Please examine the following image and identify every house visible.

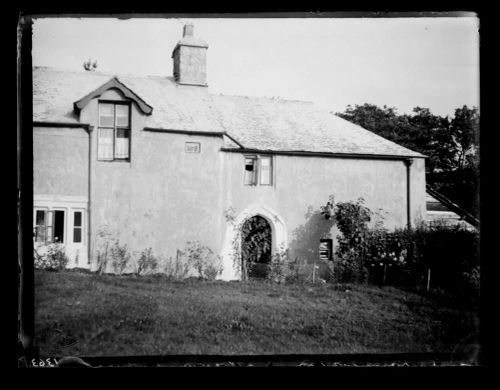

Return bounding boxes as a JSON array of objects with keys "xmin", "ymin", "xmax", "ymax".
[
  {"xmin": 426, "ymin": 186, "xmax": 478, "ymax": 231},
  {"xmin": 32, "ymin": 24, "xmax": 426, "ymax": 280}
]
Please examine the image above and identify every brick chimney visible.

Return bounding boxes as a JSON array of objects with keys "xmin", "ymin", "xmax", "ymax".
[{"xmin": 172, "ymin": 23, "xmax": 208, "ymax": 87}]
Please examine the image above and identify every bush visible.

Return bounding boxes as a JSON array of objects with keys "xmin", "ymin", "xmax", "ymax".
[
  {"xmin": 286, "ymin": 257, "xmax": 309, "ymax": 284},
  {"xmin": 137, "ymin": 248, "xmax": 159, "ymax": 275},
  {"xmin": 94, "ymin": 226, "xmax": 133, "ymax": 274},
  {"xmin": 109, "ymin": 240, "xmax": 131, "ymax": 274},
  {"xmin": 332, "ymin": 198, "xmax": 372, "ymax": 284},
  {"xmin": 162, "ymin": 251, "xmax": 191, "ymax": 279},
  {"xmin": 323, "ymin": 196, "xmax": 479, "ymax": 302},
  {"xmin": 267, "ymin": 248, "xmax": 288, "ymax": 284},
  {"xmin": 34, "ymin": 244, "xmax": 68, "ymax": 271},
  {"xmin": 184, "ymin": 241, "xmax": 223, "ymax": 281}
]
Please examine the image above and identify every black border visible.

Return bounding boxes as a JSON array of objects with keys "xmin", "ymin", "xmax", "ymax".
[{"xmin": 16, "ymin": 8, "xmax": 491, "ymax": 369}]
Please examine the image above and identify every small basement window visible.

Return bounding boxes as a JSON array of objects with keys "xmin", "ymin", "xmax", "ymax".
[{"xmin": 319, "ymin": 239, "xmax": 333, "ymax": 261}]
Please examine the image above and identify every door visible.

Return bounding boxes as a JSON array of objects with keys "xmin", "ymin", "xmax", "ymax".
[
  {"xmin": 33, "ymin": 208, "xmax": 66, "ymax": 259},
  {"xmin": 33, "ymin": 206, "xmax": 88, "ymax": 268},
  {"xmin": 67, "ymin": 209, "xmax": 88, "ymax": 267}
]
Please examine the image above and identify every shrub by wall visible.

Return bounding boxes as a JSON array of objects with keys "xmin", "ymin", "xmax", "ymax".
[
  {"xmin": 34, "ymin": 244, "xmax": 68, "ymax": 271},
  {"xmin": 328, "ymin": 198, "xmax": 479, "ymax": 303}
]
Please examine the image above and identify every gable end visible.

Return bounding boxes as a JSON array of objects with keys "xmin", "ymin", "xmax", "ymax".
[{"xmin": 73, "ymin": 77, "xmax": 153, "ymax": 115}]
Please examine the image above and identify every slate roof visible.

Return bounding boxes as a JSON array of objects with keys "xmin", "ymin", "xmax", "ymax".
[{"xmin": 33, "ymin": 66, "xmax": 424, "ymax": 158}]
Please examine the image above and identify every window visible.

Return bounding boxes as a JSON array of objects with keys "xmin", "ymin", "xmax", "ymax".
[
  {"xmin": 34, "ymin": 210, "xmax": 65, "ymax": 244},
  {"xmin": 244, "ymin": 156, "xmax": 258, "ymax": 185},
  {"xmin": 73, "ymin": 211, "xmax": 83, "ymax": 243},
  {"xmin": 53, "ymin": 210, "xmax": 65, "ymax": 243},
  {"xmin": 98, "ymin": 102, "xmax": 130, "ymax": 161},
  {"xmin": 34, "ymin": 210, "xmax": 47, "ymax": 242},
  {"xmin": 259, "ymin": 156, "xmax": 272, "ymax": 185},
  {"xmin": 319, "ymin": 239, "xmax": 333, "ymax": 261},
  {"xmin": 244, "ymin": 155, "xmax": 273, "ymax": 186}
]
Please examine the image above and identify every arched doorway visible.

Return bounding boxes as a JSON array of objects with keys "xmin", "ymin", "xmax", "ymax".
[
  {"xmin": 220, "ymin": 203, "xmax": 287, "ymax": 281},
  {"xmin": 241, "ymin": 215, "xmax": 272, "ymax": 279}
]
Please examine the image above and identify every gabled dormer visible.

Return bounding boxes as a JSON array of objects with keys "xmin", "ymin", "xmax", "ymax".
[
  {"xmin": 73, "ymin": 77, "xmax": 153, "ymax": 116},
  {"xmin": 74, "ymin": 77, "xmax": 153, "ymax": 162}
]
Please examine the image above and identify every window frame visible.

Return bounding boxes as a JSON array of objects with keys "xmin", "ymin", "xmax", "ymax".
[
  {"xmin": 244, "ymin": 155, "xmax": 258, "ymax": 186},
  {"xmin": 259, "ymin": 155, "xmax": 273, "ymax": 186},
  {"xmin": 98, "ymin": 100, "xmax": 131, "ymax": 162},
  {"xmin": 34, "ymin": 208, "xmax": 49, "ymax": 243},
  {"xmin": 51, "ymin": 209, "xmax": 66, "ymax": 244},
  {"xmin": 243, "ymin": 154, "xmax": 273, "ymax": 186},
  {"xmin": 72, "ymin": 210, "xmax": 84, "ymax": 244},
  {"xmin": 319, "ymin": 239, "xmax": 333, "ymax": 261}
]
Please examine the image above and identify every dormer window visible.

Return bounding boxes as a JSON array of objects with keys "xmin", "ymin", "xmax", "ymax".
[{"xmin": 98, "ymin": 102, "xmax": 131, "ymax": 161}]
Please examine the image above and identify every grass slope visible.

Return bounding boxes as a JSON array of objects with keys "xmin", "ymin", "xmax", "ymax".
[{"xmin": 34, "ymin": 270, "xmax": 480, "ymax": 358}]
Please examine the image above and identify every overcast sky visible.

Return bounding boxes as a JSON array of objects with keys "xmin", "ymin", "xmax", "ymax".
[{"xmin": 32, "ymin": 16, "xmax": 479, "ymax": 117}]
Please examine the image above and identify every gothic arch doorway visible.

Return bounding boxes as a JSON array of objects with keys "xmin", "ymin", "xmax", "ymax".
[
  {"xmin": 241, "ymin": 215, "xmax": 272, "ymax": 280},
  {"xmin": 220, "ymin": 204, "xmax": 288, "ymax": 281}
]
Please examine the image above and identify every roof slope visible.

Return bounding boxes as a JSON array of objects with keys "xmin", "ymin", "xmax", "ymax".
[{"xmin": 33, "ymin": 66, "xmax": 424, "ymax": 158}]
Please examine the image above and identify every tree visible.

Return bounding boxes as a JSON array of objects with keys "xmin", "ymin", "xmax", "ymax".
[
  {"xmin": 335, "ymin": 104, "xmax": 479, "ymax": 216},
  {"xmin": 449, "ymin": 106, "xmax": 479, "ymax": 171}
]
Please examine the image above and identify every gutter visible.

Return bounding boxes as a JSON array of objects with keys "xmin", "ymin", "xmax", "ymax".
[
  {"xmin": 84, "ymin": 126, "xmax": 94, "ymax": 267},
  {"xmin": 33, "ymin": 121, "xmax": 92, "ymax": 128},
  {"xmin": 143, "ymin": 127, "xmax": 224, "ymax": 137},
  {"xmin": 404, "ymin": 159, "xmax": 413, "ymax": 228},
  {"xmin": 220, "ymin": 147, "xmax": 425, "ymax": 161}
]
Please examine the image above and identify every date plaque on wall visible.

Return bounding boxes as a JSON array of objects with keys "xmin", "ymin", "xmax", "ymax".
[{"xmin": 185, "ymin": 142, "xmax": 201, "ymax": 153}]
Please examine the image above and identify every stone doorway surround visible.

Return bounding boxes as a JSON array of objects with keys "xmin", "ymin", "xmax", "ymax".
[{"xmin": 220, "ymin": 203, "xmax": 287, "ymax": 281}]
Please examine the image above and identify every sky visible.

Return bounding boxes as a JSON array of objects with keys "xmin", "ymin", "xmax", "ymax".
[{"xmin": 32, "ymin": 16, "xmax": 480, "ymax": 118}]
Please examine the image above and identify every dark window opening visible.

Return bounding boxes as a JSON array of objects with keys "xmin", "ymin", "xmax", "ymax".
[
  {"xmin": 53, "ymin": 210, "xmax": 65, "ymax": 243},
  {"xmin": 244, "ymin": 155, "xmax": 273, "ymax": 186},
  {"xmin": 244, "ymin": 157, "xmax": 257, "ymax": 185},
  {"xmin": 319, "ymin": 239, "xmax": 333, "ymax": 261}
]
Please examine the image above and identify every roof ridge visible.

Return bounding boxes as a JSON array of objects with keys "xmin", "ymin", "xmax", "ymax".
[
  {"xmin": 33, "ymin": 66, "xmax": 425, "ymax": 158},
  {"xmin": 213, "ymin": 92, "xmax": 314, "ymax": 105},
  {"xmin": 32, "ymin": 65, "xmax": 171, "ymax": 80}
]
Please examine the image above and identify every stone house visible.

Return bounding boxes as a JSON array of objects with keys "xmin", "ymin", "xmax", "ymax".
[{"xmin": 32, "ymin": 24, "xmax": 426, "ymax": 280}]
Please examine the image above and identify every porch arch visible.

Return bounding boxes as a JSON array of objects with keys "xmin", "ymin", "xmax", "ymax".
[{"xmin": 219, "ymin": 204, "xmax": 287, "ymax": 281}]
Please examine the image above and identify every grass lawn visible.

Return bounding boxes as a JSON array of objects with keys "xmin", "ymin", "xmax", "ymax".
[{"xmin": 34, "ymin": 269, "xmax": 480, "ymax": 359}]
